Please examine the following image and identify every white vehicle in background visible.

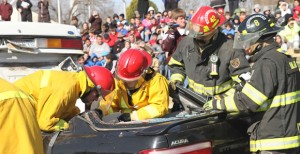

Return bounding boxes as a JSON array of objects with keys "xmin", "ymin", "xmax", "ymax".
[{"xmin": 0, "ymin": 22, "xmax": 83, "ymax": 82}]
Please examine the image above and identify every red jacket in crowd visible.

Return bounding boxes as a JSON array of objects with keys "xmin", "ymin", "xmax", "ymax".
[{"xmin": 0, "ymin": 2, "xmax": 13, "ymax": 21}]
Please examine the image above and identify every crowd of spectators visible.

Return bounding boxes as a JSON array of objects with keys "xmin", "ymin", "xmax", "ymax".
[{"xmin": 76, "ymin": 0, "xmax": 300, "ymax": 79}]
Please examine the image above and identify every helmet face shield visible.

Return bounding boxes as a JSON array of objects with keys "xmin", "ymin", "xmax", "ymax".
[{"xmin": 233, "ymin": 32, "xmax": 261, "ymax": 49}]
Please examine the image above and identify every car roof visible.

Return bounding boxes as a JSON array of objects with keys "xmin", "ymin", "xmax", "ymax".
[{"xmin": 0, "ymin": 22, "xmax": 80, "ymax": 37}]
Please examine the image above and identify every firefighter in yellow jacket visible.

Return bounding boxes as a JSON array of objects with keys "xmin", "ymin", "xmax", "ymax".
[
  {"xmin": 14, "ymin": 66, "xmax": 115, "ymax": 132},
  {"xmin": 0, "ymin": 77, "xmax": 44, "ymax": 154},
  {"xmin": 100, "ymin": 49, "xmax": 169, "ymax": 121}
]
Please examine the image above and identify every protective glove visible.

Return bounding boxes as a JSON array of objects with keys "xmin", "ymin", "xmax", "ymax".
[
  {"xmin": 203, "ymin": 100, "xmax": 214, "ymax": 111},
  {"xmin": 54, "ymin": 119, "xmax": 69, "ymax": 131},
  {"xmin": 118, "ymin": 113, "xmax": 131, "ymax": 122},
  {"xmin": 203, "ymin": 99, "xmax": 224, "ymax": 111},
  {"xmin": 168, "ymin": 80, "xmax": 183, "ymax": 96},
  {"xmin": 102, "ymin": 112, "xmax": 121, "ymax": 123}
]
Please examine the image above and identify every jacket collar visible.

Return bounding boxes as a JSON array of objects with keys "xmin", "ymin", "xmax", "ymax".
[{"xmin": 249, "ymin": 42, "xmax": 279, "ymax": 63}]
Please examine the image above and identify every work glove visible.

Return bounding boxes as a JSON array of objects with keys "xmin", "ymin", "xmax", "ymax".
[
  {"xmin": 203, "ymin": 100, "xmax": 214, "ymax": 111},
  {"xmin": 203, "ymin": 100, "xmax": 223, "ymax": 111},
  {"xmin": 168, "ymin": 80, "xmax": 183, "ymax": 96},
  {"xmin": 102, "ymin": 112, "xmax": 121, "ymax": 123},
  {"xmin": 118, "ymin": 113, "xmax": 131, "ymax": 122},
  {"xmin": 54, "ymin": 119, "xmax": 69, "ymax": 131}
]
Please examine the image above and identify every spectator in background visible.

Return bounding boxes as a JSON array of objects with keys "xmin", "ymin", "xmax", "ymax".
[
  {"xmin": 151, "ymin": 51, "xmax": 160, "ymax": 72},
  {"xmin": 116, "ymin": 23, "xmax": 128, "ymax": 36},
  {"xmin": 128, "ymin": 33, "xmax": 137, "ymax": 47},
  {"xmin": 274, "ymin": 9, "xmax": 284, "ymax": 26},
  {"xmin": 89, "ymin": 35, "xmax": 110, "ymax": 58},
  {"xmin": 80, "ymin": 22, "xmax": 90, "ymax": 40},
  {"xmin": 16, "ymin": 0, "xmax": 32, "ymax": 22},
  {"xmin": 275, "ymin": 34, "xmax": 288, "ymax": 53},
  {"xmin": 83, "ymin": 38, "xmax": 92, "ymax": 54},
  {"xmin": 279, "ymin": 16, "xmax": 300, "ymax": 53},
  {"xmin": 280, "ymin": 2, "xmax": 292, "ymax": 17},
  {"xmin": 89, "ymin": 11, "xmax": 102, "ymax": 35},
  {"xmin": 292, "ymin": 0, "xmax": 300, "ymax": 11},
  {"xmin": 0, "ymin": 0, "xmax": 13, "ymax": 21},
  {"xmin": 232, "ymin": 15, "xmax": 240, "ymax": 31},
  {"xmin": 293, "ymin": 6, "xmax": 300, "ymax": 24},
  {"xmin": 119, "ymin": 13, "xmax": 127, "ymax": 25},
  {"xmin": 239, "ymin": 8, "xmax": 247, "ymax": 23},
  {"xmin": 155, "ymin": 12, "xmax": 162, "ymax": 23},
  {"xmin": 85, "ymin": 53, "xmax": 103, "ymax": 67},
  {"xmin": 103, "ymin": 52, "xmax": 117, "ymax": 73},
  {"xmin": 119, "ymin": 40, "xmax": 131, "ymax": 57},
  {"xmin": 112, "ymin": 32, "xmax": 126, "ymax": 55},
  {"xmin": 253, "ymin": 4, "xmax": 262, "ymax": 14},
  {"xmin": 101, "ymin": 24, "xmax": 110, "ymax": 37},
  {"xmin": 162, "ymin": 8, "xmax": 188, "ymax": 64},
  {"xmin": 104, "ymin": 16, "xmax": 112, "ymax": 27},
  {"xmin": 111, "ymin": 13, "xmax": 119, "ymax": 28},
  {"xmin": 38, "ymin": 0, "xmax": 50, "ymax": 23},
  {"xmin": 88, "ymin": 28, "xmax": 97, "ymax": 44},
  {"xmin": 224, "ymin": 11, "xmax": 231, "ymax": 21},
  {"xmin": 148, "ymin": 6, "xmax": 155, "ymax": 18},
  {"xmin": 263, "ymin": 6, "xmax": 275, "ymax": 23},
  {"xmin": 107, "ymin": 27, "xmax": 118, "ymax": 48},
  {"xmin": 71, "ymin": 16, "xmax": 80, "ymax": 33},
  {"xmin": 142, "ymin": 13, "xmax": 152, "ymax": 29},
  {"xmin": 222, "ymin": 22, "xmax": 235, "ymax": 39}
]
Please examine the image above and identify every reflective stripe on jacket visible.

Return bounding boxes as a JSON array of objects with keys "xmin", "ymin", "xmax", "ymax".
[
  {"xmin": 168, "ymin": 31, "xmax": 250, "ymax": 96},
  {"xmin": 215, "ymin": 43, "xmax": 300, "ymax": 152},
  {"xmin": 14, "ymin": 70, "xmax": 92, "ymax": 132},
  {"xmin": 100, "ymin": 69, "xmax": 169, "ymax": 121}
]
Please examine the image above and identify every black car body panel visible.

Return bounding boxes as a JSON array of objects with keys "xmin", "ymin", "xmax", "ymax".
[{"xmin": 44, "ymin": 86, "xmax": 260, "ymax": 154}]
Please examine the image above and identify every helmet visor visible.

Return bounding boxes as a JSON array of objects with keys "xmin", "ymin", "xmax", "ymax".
[{"xmin": 233, "ymin": 32, "xmax": 261, "ymax": 49}]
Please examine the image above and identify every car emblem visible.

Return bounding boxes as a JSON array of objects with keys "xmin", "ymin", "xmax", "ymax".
[
  {"xmin": 68, "ymin": 31, "xmax": 74, "ymax": 35},
  {"xmin": 171, "ymin": 138, "xmax": 189, "ymax": 146},
  {"xmin": 18, "ymin": 29, "xmax": 21, "ymax": 33}
]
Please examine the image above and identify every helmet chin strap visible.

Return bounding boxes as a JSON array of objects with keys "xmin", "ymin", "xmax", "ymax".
[{"xmin": 195, "ymin": 29, "xmax": 218, "ymax": 51}]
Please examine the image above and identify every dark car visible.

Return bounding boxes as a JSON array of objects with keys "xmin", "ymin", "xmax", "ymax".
[{"xmin": 43, "ymin": 86, "xmax": 259, "ymax": 154}]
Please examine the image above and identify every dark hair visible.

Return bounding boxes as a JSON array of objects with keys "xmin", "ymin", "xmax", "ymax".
[
  {"xmin": 119, "ymin": 14, "xmax": 125, "ymax": 18},
  {"xmin": 71, "ymin": 16, "xmax": 78, "ymax": 21},
  {"xmin": 171, "ymin": 8, "xmax": 186, "ymax": 20}
]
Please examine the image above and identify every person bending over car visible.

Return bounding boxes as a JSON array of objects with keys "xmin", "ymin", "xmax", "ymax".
[
  {"xmin": 204, "ymin": 14, "xmax": 300, "ymax": 154},
  {"xmin": 100, "ymin": 49, "xmax": 169, "ymax": 122},
  {"xmin": 14, "ymin": 66, "xmax": 115, "ymax": 132}
]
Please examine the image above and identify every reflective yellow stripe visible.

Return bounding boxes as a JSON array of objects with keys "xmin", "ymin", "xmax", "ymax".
[
  {"xmin": 143, "ymin": 105, "xmax": 160, "ymax": 118},
  {"xmin": 168, "ymin": 57, "xmax": 184, "ymax": 67},
  {"xmin": 277, "ymin": 48, "xmax": 290, "ymax": 55},
  {"xmin": 0, "ymin": 91, "xmax": 30, "ymax": 101},
  {"xmin": 231, "ymin": 75, "xmax": 241, "ymax": 83},
  {"xmin": 270, "ymin": 91, "xmax": 300, "ymax": 108},
  {"xmin": 188, "ymin": 79, "xmax": 233, "ymax": 95},
  {"xmin": 224, "ymin": 94, "xmax": 239, "ymax": 112},
  {"xmin": 170, "ymin": 74, "xmax": 185, "ymax": 82},
  {"xmin": 256, "ymin": 100, "xmax": 271, "ymax": 112},
  {"xmin": 250, "ymin": 135, "xmax": 300, "ymax": 152},
  {"xmin": 242, "ymin": 83, "xmax": 267, "ymax": 106},
  {"xmin": 40, "ymin": 70, "xmax": 51, "ymax": 88},
  {"xmin": 120, "ymin": 97, "xmax": 132, "ymax": 113}
]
